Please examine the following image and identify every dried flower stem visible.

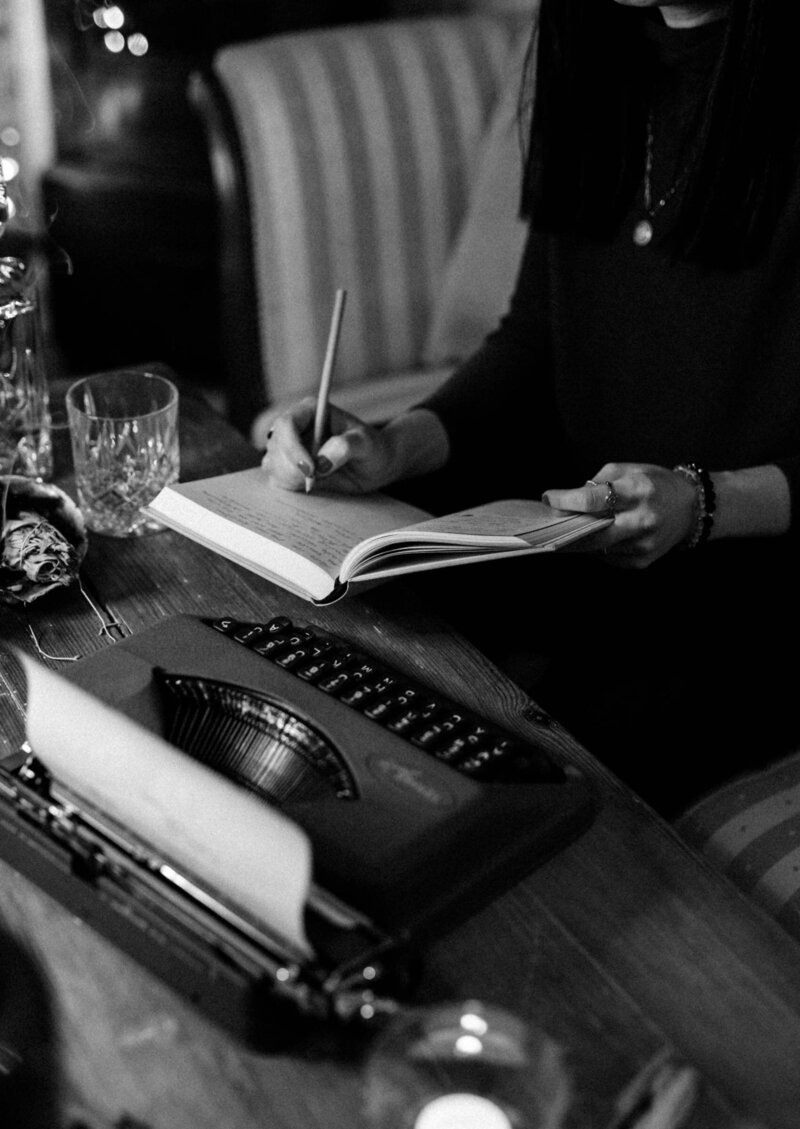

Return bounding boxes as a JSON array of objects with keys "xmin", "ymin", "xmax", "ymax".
[
  {"xmin": 26, "ymin": 619, "xmax": 79, "ymax": 663},
  {"xmin": 77, "ymin": 576, "xmax": 125, "ymax": 640},
  {"xmin": 23, "ymin": 578, "xmax": 126, "ymax": 663}
]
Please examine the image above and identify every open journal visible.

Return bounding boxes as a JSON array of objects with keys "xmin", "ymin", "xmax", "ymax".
[{"xmin": 146, "ymin": 468, "xmax": 612, "ymax": 604}]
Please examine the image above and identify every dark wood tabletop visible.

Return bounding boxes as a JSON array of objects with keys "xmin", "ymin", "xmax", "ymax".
[{"xmin": 2, "ymin": 377, "xmax": 800, "ymax": 1129}]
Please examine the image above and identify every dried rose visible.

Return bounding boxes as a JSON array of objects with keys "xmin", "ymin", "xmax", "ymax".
[
  {"xmin": 0, "ymin": 475, "xmax": 87, "ymax": 605},
  {"xmin": 2, "ymin": 512, "xmax": 77, "ymax": 586}
]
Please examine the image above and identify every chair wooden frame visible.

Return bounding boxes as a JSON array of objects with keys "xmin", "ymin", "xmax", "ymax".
[{"xmin": 189, "ymin": 69, "xmax": 265, "ymax": 436}]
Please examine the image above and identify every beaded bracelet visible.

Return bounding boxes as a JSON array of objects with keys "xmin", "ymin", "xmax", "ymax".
[{"xmin": 673, "ymin": 463, "xmax": 716, "ymax": 549}]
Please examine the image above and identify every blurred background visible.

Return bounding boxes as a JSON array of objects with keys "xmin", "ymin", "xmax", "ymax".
[{"xmin": 0, "ymin": 0, "xmax": 530, "ymax": 414}]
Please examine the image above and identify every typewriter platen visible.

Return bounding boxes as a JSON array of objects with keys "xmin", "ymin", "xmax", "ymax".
[{"xmin": 0, "ymin": 614, "xmax": 597, "ymax": 1047}]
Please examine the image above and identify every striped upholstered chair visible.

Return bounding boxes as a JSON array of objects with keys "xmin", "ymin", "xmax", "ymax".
[
  {"xmin": 191, "ymin": 11, "xmax": 532, "ymax": 444},
  {"xmin": 677, "ymin": 751, "xmax": 800, "ymax": 944}
]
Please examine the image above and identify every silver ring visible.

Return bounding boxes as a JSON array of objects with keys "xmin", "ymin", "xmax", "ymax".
[{"xmin": 604, "ymin": 481, "xmax": 618, "ymax": 512}]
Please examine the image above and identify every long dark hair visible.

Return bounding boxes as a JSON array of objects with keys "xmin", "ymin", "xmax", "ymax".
[{"xmin": 521, "ymin": 0, "xmax": 796, "ymax": 267}]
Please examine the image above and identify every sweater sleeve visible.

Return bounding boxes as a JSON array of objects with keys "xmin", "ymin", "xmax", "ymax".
[{"xmin": 420, "ymin": 229, "xmax": 572, "ymax": 502}]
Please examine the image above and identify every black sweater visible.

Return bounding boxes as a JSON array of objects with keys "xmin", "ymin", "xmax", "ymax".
[
  {"xmin": 426, "ymin": 16, "xmax": 800, "ymax": 514},
  {"xmin": 417, "ymin": 17, "xmax": 800, "ymax": 812}
]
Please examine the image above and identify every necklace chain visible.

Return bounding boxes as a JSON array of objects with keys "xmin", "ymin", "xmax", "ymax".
[{"xmin": 633, "ymin": 111, "xmax": 689, "ymax": 247}]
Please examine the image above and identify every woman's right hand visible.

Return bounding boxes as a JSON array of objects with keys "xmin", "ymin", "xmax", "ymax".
[{"xmin": 261, "ymin": 400, "xmax": 450, "ymax": 495}]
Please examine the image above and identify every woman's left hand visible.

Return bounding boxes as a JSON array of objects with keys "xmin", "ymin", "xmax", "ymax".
[{"xmin": 542, "ymin": 462, "xmax": 697, "ymax": 568}]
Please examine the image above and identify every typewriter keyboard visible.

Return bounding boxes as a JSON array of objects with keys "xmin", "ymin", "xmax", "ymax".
[{"xmin": 208, "ymin": 616, "xmax": 563, "ymax": 785}]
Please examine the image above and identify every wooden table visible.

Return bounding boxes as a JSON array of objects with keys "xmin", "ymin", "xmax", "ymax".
[{"xmin": 2, "ymin": 385, "xmax": 800, "ymax": 1129}]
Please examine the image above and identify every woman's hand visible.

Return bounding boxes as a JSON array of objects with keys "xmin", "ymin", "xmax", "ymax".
[
  {"xmin": 542, "ymin": 462, "xmax": 697, "ymax": 568},
  {"xmin": 261, "ymin": 401, "xmax": 450, "ymax": 494}
]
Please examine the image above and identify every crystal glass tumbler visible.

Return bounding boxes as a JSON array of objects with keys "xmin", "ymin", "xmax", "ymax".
[{"xmin": 66, "ymin": 370, "xmax": 179, "ymax": 537}]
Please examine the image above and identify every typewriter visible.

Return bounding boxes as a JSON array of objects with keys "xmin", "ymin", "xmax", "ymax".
[{"xmin": 0, "ymin": 614, "xmax": 597, "ymax": 1048}]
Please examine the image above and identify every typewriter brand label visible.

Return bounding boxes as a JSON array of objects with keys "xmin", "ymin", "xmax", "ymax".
[{"xmin": 366, "ymin": 756, "xmax": 455, "ymax": 808}]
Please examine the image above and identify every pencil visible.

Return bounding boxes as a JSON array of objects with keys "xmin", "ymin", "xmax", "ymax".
[{"xmin": 306, "ymin": 287, "xmax": 347, "ymax": 493}]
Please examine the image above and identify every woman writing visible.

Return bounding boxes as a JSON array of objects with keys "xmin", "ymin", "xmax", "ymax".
[{"xmin": 263, "ymin": 0, "xmax": 800, "ymax": 815}]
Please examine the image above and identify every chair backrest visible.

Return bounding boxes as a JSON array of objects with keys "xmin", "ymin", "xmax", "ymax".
[{"xmin": 209, "ymin": 13, "xmax": 527, "ymax": 422}]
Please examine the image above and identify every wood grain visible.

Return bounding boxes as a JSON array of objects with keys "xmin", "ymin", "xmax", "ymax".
[{"xmin": 1, "ymin": 391, "xmax": 797, "ymax": 1128}]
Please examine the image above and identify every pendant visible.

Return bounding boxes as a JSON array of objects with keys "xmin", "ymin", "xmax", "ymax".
[{"xmin": 633, "ymin": 219, "xmax": 653, "ymax": 247}]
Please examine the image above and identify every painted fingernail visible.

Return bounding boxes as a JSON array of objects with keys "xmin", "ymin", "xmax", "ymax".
[
  {"xmin": 297, "ymin": 460, "xmax": 314, "ymax": 477},
  {"xmin": 315, "ymin": 455, "xmax": 333, "ymax": 477}
]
